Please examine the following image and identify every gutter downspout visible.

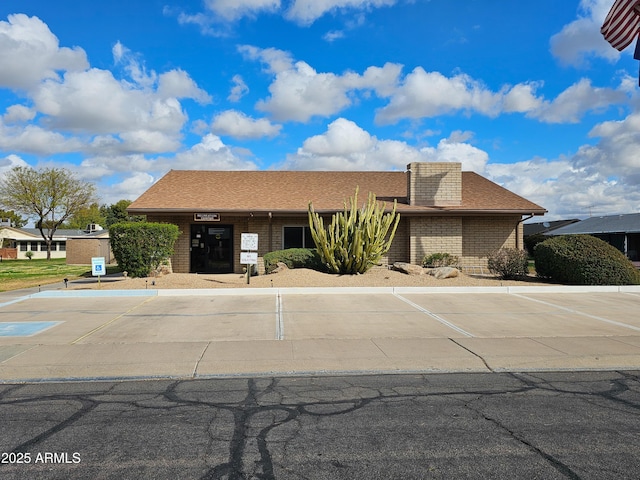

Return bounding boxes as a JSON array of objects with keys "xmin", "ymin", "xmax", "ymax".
[
  {"xmin": 517, "ymin": 214, "xmax": 535, "ymax": 250},
  {"xmin": 268, "ymin": 212, "xmax": 273, "ymax": 253}
]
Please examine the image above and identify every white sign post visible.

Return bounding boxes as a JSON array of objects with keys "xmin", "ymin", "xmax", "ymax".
[
  {"xmin": 240, "ymin": 233, "xmax": 258, "ymax": 284},
  {"xmin": 91, "ymin": 256, "xmax": 106, "ymax": 288}
]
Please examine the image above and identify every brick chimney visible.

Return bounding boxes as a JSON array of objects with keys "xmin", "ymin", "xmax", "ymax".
[{"xmin": 406, "ymin": 162, "xmax": 462, "ymax": 206}]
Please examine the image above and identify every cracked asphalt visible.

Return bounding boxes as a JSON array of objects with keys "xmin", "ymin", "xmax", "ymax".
[{"xmin": 1, "ymin": 371, "xmax": 640, "ymax": 479}]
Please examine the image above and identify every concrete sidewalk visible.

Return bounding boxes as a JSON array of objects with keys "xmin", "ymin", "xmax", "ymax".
[{"xmin": 1, "ymin": 285, "xmax": 640, "ymax": 382}]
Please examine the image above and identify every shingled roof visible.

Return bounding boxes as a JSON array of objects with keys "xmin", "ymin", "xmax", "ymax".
[{"xmin": 128, "ymin": 169, "xmax": 546, "ymax": 216}]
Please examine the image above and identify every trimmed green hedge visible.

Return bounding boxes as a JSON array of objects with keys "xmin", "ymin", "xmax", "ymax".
[
  {"xmin": 109, "ymin": 222, "xmax": 180, "ymax": 278},
  {"xmin": 534, "ymin": 234, "xmax": 640, "ymax": 285},
  {"xmin": 263, "ymin": 248, "xmax": 325, "ymax": 274}
]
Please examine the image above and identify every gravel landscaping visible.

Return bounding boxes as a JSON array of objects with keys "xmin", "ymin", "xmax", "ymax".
[{"xmin": 70, "ymin": 266, "xmax": 554, "ymax": 290}]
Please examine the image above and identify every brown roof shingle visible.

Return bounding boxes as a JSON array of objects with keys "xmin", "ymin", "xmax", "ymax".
[{"xmin": 128, "ymin": 169, "xmax": 546, "ymax": 216}]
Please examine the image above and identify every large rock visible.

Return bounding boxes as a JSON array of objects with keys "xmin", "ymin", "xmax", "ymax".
[
  {"xmin": 430, "ymin": 266, "xmax": 459, "ymax": 279},
  {"xmin": 392, "ymin": 262, "xmax": 425, "ymax": 276},
  {"xmin": 270, "ymin": 262, "xmax": 289, "ymax": 274},
  {"xmin": 153, "ymin": 258, "xmax": 173, "ymax": 277}
]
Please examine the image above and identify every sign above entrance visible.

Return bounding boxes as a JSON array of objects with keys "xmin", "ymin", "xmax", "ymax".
[{"xmin": 194, "ymin": 213, "xmax": 220, "ymax": 222}]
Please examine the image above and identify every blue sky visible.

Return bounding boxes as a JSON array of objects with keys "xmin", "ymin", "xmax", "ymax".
[{"xmin": 0, "ymin": 0, "xmax": 639, "ymax": 220}]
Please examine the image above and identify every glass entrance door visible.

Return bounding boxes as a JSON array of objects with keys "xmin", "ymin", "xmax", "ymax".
[{"xmin": 190, "ymin": 224, "xmax": 233, "ymax": 273}]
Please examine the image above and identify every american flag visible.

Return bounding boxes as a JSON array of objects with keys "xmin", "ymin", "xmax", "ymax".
[{"xmin": 601, "ymin": 0, "xmax": 640, "ymax": 51}]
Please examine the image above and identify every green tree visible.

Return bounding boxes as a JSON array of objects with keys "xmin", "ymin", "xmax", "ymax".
[
  {"xmin": 0, "ymin": 209, "xmax": 27, "ymax": 228},
  {"xmin": 308, "ymin": 187, "xmax": 400, "ymax": 274},
  {"xmin": 101, "ymin": 199, "xmax": 145, "ymax": 227},
  {"xmin": 63, "ymin": 202, "xmax": 107, "ymax": 230},
  {"xmin": 0, "ymin": 166, "xmax": 96, "ymax": 259}
]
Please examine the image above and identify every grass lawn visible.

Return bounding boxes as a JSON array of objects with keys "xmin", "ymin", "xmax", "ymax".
[{"xmin": 0, "ymin": 258, "xmax": 119, "ymax": 292}]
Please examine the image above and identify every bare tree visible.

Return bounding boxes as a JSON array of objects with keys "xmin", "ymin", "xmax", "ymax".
[{"xmin": 0, "ymin": 166, "xmax": 96, "ymax": 260}]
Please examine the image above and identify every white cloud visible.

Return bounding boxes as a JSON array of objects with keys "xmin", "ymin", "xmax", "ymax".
[
  {"xmin": 550, "ymin": 0, "xmax": 623, "ymax": 66},
  {"xmin": 256, "ymin": 61, "xmax": 355, "ymax": 122},
  {"xmin": 103, "ymin": 171, "xmax": 156, "ymax": 205},
  {"xmin": 502, "ymin": 82, "xmax": 544, "ymax": 113},
  {"xmin": 80, "ymin": 154, "xmax": 158, "ymax": 180},
  {"xmin": 376, "ymin": 69, "xmax": 628, "ymax": 125},
  {"xmin": 375, "ymin": 68, "xmax": 504, "ymax": 123},
  {"xmin": 157, "ymin": 70, "xmax": 212, "ymax": 104},
  {"xmin": 0, "ymin": 14, "xmax": 88, "ymax": 90},
  {"xmin": 485, "ymin": 108, "xmax": 640, "ymax": 219},
  {"xmin": 173, "ymin": 0, "xmax": 280, "ymax": 35},
  {"xmin": 0, "ymin": 122, "xmax": 83, "ymax": 155},
  {"xmin": 237, "ymin": 45, "xmax": 294, "ymax": 74},
  {"xmin": 323, "ymin": 30, "xmax": 345, "ymax": 42},
  {"xmin": 242, "ymin": 46, "xmax": 402, "ymax": 122},
  {"xmin": 211, "ymin": 110, "xmax": 282, "ymax": 139},
  {"xmin": 0, "ymin": 154, "xmax": 29, "ymax": 177},
  {"xmin": 528, "ymin": 78, "xmax": 627, "ymax": 123},
  {"xmin": 3, "ymin": 104, "xmax": 35, "ymax": 123},
  {"xmin": 281, "ymin": 118, "xmax": 489, "ymax": 172},
  {"xmin": 420, "ymin": 138, "xmax": 489, "ymax": 173},
  {"xmin": 173, "ymin": 133, "xmax": 258, "ymax": 170},
  {"xmin": 32, "ymin": 68, "xmax": 187, "ymax": 135},
  {"xmin": 302, "ymin": 118, "xmax": 374, "ymax": 155},
  {"xmin": 285, "ymin": 0, "xmax": 397, "ymax": 26},
  {"xmin": 203, "ymin": 0, "xmax": 281, "ymax": 21},
  {"xmin": 486, "ymin": 157, "xmax": 638, "ymax": 219},
  {"xmin": 228, "ymin": 74, "xmax": 249, "ymax": 102}
]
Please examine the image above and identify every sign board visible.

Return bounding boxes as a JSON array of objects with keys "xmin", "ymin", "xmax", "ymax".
[
  {"xmin": 91, "ymin": 257, "xmax": 106, "ymax": 277},
  {"xmin": 241, "ymin": 233, "xmax": 258, "ymax": 251},
  {"xmin": 194, "ymin": 213, "xmax": 220, "ymax": 222},
  {"xmin": 240, "ymin": 251, "xmax": 258, "ymax": 265}
]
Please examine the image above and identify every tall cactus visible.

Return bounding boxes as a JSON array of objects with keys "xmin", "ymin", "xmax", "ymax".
[{"xmin": 308, "ymin": 187, "xmax": 400, "ymax": 274}]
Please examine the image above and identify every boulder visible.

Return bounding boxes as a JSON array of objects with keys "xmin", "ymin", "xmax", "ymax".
[
  {"xmin": 153, "ymin": 259, "xmax": 173, "ymax": 277},
  {"xmin": 392, "ymin": 262, "xmax": 425, "ymax": 276},
  {"xmin": 271, "ymin": 262, "xmax": 289, "ymax": 274},
  {"xmin": 431, "ymin": 266, "xmax": 459, "ymax": 279}
]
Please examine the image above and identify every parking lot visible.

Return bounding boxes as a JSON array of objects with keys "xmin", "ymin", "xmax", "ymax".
[{"xmin": 1, "ymin": 286, "xmax": 640, "ymax": 381}]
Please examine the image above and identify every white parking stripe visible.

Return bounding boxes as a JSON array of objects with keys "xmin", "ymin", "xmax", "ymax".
[
  {"xmin": 511, "ymin": 293, "xmax": 640, "ymax": 333},
  {"xmin": 393, "ymin": 293, "xmax": 474, "ymax": 337},
  {"xmin": 276, "ymin": 291, "xmax": 284, "ymax": 340}
]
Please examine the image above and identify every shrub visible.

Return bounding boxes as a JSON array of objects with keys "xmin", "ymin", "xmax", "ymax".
[
  {"xmin": 524, "ymin": 233, "xmax": 546, "ymax": 257},
  {"xmin": 25, "ymin": 250, "xmax": 34, "ymax": 260},
  {"xmin": 487, "ymin": 248, "xmax": 529, "ymax": 280},
  {"xmin": 422, "ymin": 252, "xmax": 459, "ymax": 268},
  {"xmin": 308, "ymin": 187, "xmax": 400, "ymax": 274},
  {"xmin": 263, "ymin": 248, "xmax": 325, "ymax": 274},
  {"xmin": 534, "ymin": 235, "xmax": 640, "ymax": 285},
  {"xmin": 109, "ymin": 222, "xmax": 180, "ymax": 278}
]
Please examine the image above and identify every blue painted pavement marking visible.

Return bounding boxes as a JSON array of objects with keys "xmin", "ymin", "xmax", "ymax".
[{"xmin": 0, "ymin": 321, "xmax": 62, "ymax": 337}]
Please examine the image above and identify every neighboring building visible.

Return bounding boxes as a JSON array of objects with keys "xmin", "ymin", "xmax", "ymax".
[
  {"xmin": 128, "ymin": 162, "xmax": 546, "ymax": 273},
  {"xmin": 523, "ymin": 219, "xmax": 580, "ymax": 237},
  {"xmin": 546, "ymin": 213, "xmax": 640, "ymax": 264},
  {"xmin": 65, "ymin": 228, "xmax": 114, "ymax": 265},
  {"xmin": 0, "ymin": 226, "xmax": 70, "ymax": 260},
  {"xmin": 128, "ymin": 162, "xmax": 547, "ymax": 274},
  {"xmin": 0, "ymin": 224, "xmax": 111, "ymax": 262}
]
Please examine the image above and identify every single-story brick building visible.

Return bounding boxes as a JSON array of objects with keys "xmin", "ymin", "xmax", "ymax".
[{"xmin": 127, "ymin": 162, "xmax": 546, "ymax": 274}]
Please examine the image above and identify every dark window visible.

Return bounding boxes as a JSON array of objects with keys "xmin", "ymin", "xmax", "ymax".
[
  {"xmin": 59, "ymin": 242, "xmax": 66, "ymax": 252},
  {"xmin": 283, "ymin": 226, "xmax": 314, "ymax": 249},
  {"xmin": 20, "ymin": 242, "xmax": 28, "ymax": 251}
]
